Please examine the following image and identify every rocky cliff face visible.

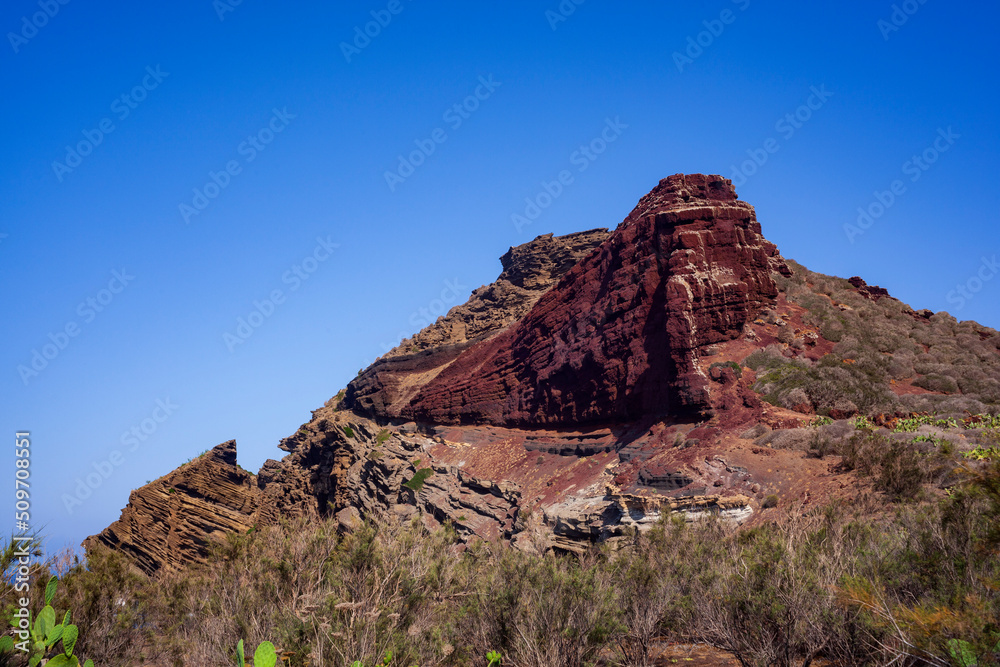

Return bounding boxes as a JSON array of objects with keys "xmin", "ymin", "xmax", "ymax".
[
  {"xmin": 393, "ymin": 174, "xmax": 788, "ymax": 426},
  {"xmin": 92, "ymin": 174, "xmax": 919, "ymax": 574},
  {"xmin": 87, "ymin": 411, "xmax": 530, "ymax": 574}
]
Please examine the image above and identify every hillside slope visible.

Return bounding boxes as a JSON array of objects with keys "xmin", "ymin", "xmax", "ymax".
[{"xmin": 87, "ymin": 174, "xmax": 1000, "ymax": 574}]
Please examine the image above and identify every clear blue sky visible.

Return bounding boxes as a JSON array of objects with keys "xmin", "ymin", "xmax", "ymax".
[{"xmin": 2, "ymin": 1, "xmax": 998, "ymax": 553}]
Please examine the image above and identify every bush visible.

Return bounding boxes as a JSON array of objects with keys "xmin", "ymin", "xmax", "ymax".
[
  {"xmin": 779, "ymin": 387, "xmax": 810, "ymax": 410},
  {"xmin": 757, "ymin": 428, "xmax": 812, "ymax": 452},
  {"xmin": 466, "ymin": 548, "xmax": 620, "ymax": 667},
  {"xmin": 709, "ymin": 361, "xmax": 743, "ymax": 379},
  {"xmin": 739, "ymin": 424, "xmax": 770, "ymax": 440},
  {"xmin": 914, "ymin": 374, "xmax": 959, "ymax": 394},
  {"xmin": 820, "ymin": 320, "xmax": 845, "ymax": 342},
  {"xmin": 875, "ymin": 443, "xmax": 926, "ymax": 500},
  {"xmin": 808, "ymin": 432, "xmax": 836, "ymax": 459},
  {"xmin": 743, "ymin": 346, "xmax": 787, "ymax": 372},
  {"xmin": 45, "ymin": 546, "xmax": 147, "ymax": 665}
]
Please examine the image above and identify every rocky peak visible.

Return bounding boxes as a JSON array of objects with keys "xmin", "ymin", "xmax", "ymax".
[
  {"xmin": 624, "ymin": 173, "xmax": 740, "ymax": 223},
  {"xmin": 205, "ymin": 439, "xmax": 238, "ymax": 465},
  {"xmin": 397, "ymin": 174, "xmax": 788, "ymax": 426},
  {"xmin": 84, "ymin": 441, "xmax": 259, "ymax": 574}
]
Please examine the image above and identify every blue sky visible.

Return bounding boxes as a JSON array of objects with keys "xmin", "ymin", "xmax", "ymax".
[{"xmin": 2, "ymin": 0, "xmax": 998, "ymax": 553}]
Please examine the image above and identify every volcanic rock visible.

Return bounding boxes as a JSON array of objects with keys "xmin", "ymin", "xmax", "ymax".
[
  {"xmin": 395, "ymin": 174, "xmax": 789, "ymax": 426},
  {"xmin": 848, "ymin": 276, "xmax": 892, "ymax": 301},
  {"xmin": 348, "ymin": 229, "xmax": 610, "ymax": 418}
]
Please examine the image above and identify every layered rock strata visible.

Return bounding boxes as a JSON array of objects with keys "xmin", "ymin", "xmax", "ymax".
[{"xmin": 396, "ymin": 174, "xmax": 789, "ymax": 426}]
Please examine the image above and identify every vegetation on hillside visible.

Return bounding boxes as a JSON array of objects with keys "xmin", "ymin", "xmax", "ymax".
[
  {"xmin": 745, "ymin": 261, "xmax": 1000, "ymax": 417},
  {"xmin": 3, "ymin": 454, "xmax": 999, "ymax": 666}
]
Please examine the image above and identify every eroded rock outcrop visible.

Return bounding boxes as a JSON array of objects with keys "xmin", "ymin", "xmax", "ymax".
[
  {"xmin": 543, "ymin": 491, "xmax": 754, "ymax": 554},
  {"xmin": 84, "ymin": 441, "xmax": 261, "ymax": 574},
  {"xmin": 89, "ymin": 412, "xmax": 526, "ymax": 573},
  {"xmin": 398, "ymin": 174, "xmax": 788, "ymax": 426},
  {"xmin": 848, "ymin": 276, "xmax": 891, "ymax": 301}
]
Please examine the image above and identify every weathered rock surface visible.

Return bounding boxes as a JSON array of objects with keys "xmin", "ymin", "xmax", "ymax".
[
  {"xmin": 89, "ymin": 412, "xmax": 526, "ymax": 573},
  {"xmin": 848, "ymin": 276, "xmax": 891, "ymax": 301},
  {"xmin": 84, "ymin": 441, "xmax": 261, "ymax": 574},
  {"xmin": 348, "ymin": 229, "xmax": 610, "ymax": 418},
  {"xmin": 398, "ymin": 174, "xmax": 789, "ymax": 426},
  {"xmin": 543, "ymin": 491, "xmax": 754, "ymax": 554}
]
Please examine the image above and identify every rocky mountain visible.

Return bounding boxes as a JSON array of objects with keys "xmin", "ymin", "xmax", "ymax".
[{"xmin": 87, "ymin": 174, "xmax": 1000, "ymax": 574}]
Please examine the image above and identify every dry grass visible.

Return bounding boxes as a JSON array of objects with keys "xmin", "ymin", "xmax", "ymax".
[{"xmin": 4, "ymin": 462, "xmax": 1000, "ymax": 667}]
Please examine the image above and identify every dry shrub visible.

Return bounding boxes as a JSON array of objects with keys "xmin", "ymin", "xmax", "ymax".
[
  {"xmin": 47, "ymin": 546, "xmax": 147, "ymax": 665},
  {"xmin": 756, "ymin": 428, "xmax": 812, "ymax": 452},
  {"xmin": 914, "ymin": 374, "xmax": 960, "ymax": 394},
  {"xmin": 465, "ymin": 547, "xmax": 619, "ymax": 667},
  {"xmin": 9, "ymin": 454, "xmax": 1000, "ymax": 667},
  {"xmin": 687, "ymin": 506, "xmax": 885, "ymax": 667}
]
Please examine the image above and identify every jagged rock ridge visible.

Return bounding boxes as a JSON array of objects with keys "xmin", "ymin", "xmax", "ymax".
[{"xmin": 84, "ymin": 441, "xmax": 261, "ymax": 574}]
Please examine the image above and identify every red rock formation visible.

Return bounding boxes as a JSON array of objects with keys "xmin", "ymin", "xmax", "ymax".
[
  {"xmin": 399, "ymin": 174, "xmax": 789, "ymax": 426},
  {"xmin": 348, "ymin": 229, "xmax": 610, "ymax": 418},
  {"xmin": 848, "ymin": 276, "xmax": 891, "ymax": 301},
  {"xmin": 98, "ymin": 174, "xmax": 954, "ymax": 573}
]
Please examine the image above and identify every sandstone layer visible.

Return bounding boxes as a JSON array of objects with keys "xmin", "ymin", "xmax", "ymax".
[{"xmin": 83, "ymin": 441, "xmax": 261, "ymax": 574}]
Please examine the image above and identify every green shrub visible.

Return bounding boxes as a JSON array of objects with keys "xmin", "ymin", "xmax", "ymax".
[
  {"xmin": 709, "ymin": 360, "xmax": 743, "ymax": 379},
  {"xmin": 403, "ymin": 468, "xmax": 433, "ymax": 491}
]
